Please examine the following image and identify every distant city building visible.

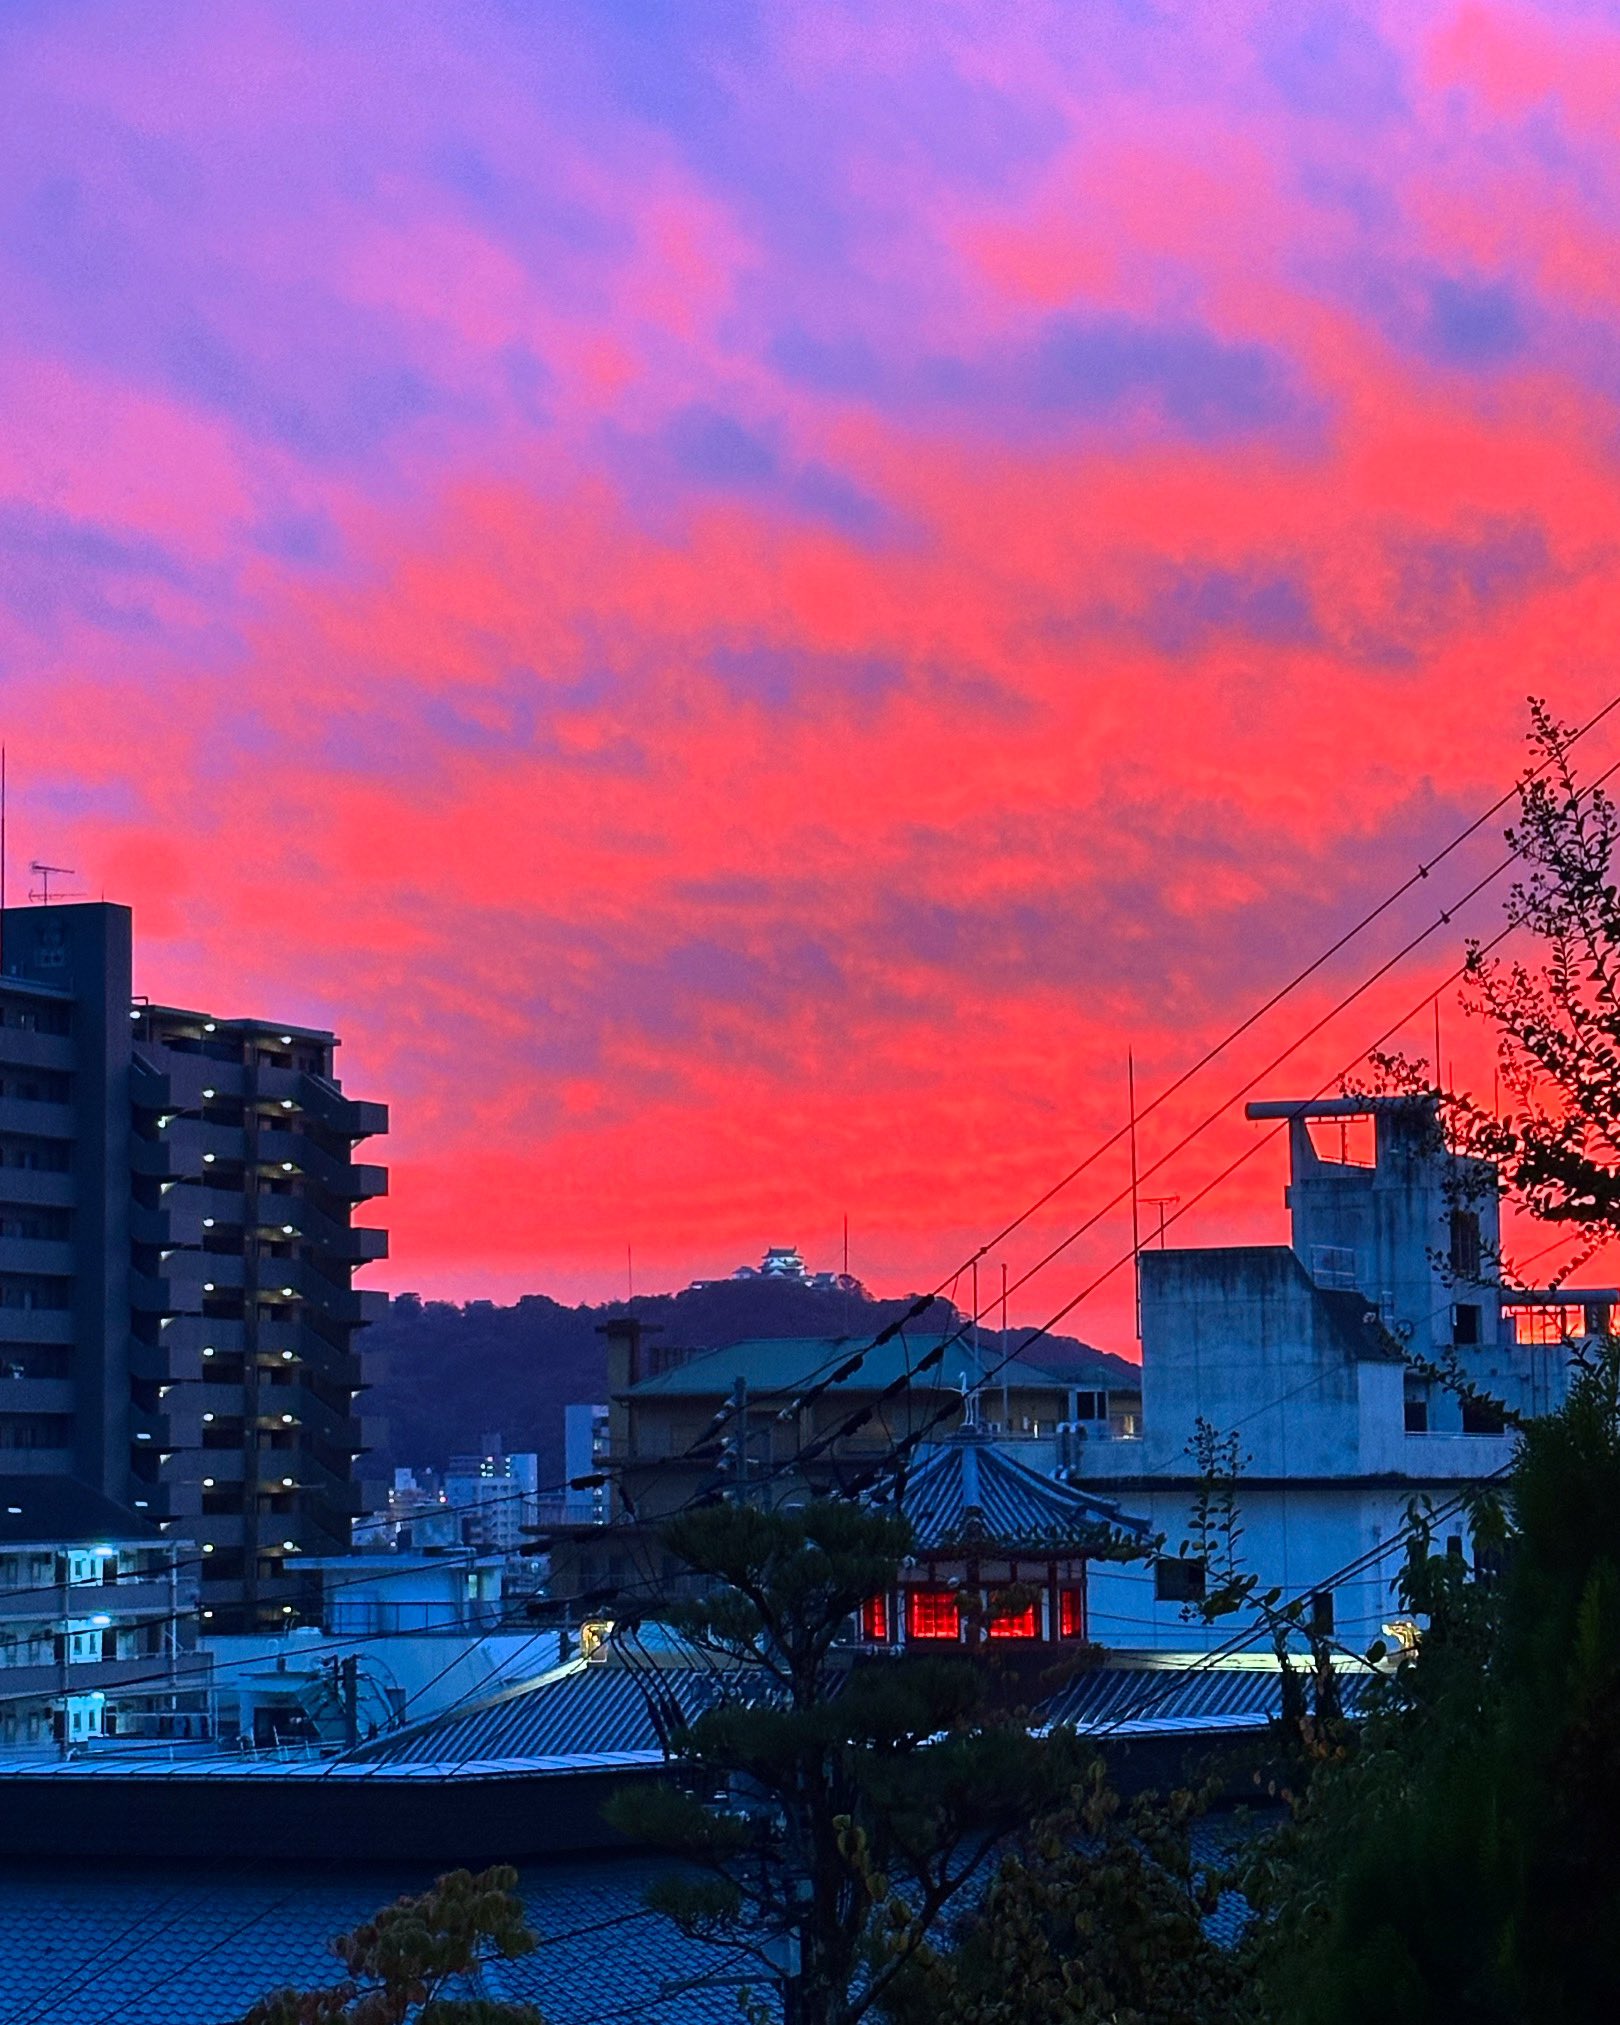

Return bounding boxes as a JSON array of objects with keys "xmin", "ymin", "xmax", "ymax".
[
  {"xmin": 0, "ymin": 1478, "xmax": 210, "ymax": 1750},
  {"xmin": 0, "ymin": 902, "xmax": 388, "ymax": 1634},
  {"xmin": 443, "ymin": 1436, "xmax": 538, "ymax": 1553},
  {"xmin": 562, "ymin": 1403, "xmax": 609, "ymax": 1523}
]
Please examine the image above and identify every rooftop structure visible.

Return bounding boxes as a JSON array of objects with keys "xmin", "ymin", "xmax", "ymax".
[{"xmin": 1075, "ymin": 1093, "xmax": 1608, "ymax": 1651}]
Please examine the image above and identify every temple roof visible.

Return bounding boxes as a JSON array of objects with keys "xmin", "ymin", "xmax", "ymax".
[{"xmin": 893, "ymin": 1433, "xmax": 1151, "ymax": 1553}]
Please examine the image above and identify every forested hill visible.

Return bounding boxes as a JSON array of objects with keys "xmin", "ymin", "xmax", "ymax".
[{"xmin": 363, "ymin": 1277, "xmax": 1136, "ymax": 1481}]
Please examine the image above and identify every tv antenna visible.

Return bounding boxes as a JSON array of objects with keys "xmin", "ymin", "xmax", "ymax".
[{"xmin": 28, "ymin": 862, "xmax": 81, "ymax": 905}]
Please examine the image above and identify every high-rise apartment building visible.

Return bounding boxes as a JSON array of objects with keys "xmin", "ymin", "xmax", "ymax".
[{"xmin": 0, "ymin": 903, "xmax": 387, "ymax": 1631}]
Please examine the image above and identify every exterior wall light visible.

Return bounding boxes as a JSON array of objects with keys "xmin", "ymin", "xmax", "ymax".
[
  {"xmin": 281, "ymin": 1476, "xmax": 294, "ymax": 1488},
  {"xmin": 202, "ymin": 1543, "xmax": 214, "ymax": 1554},
  {"xmin": 203, "ymin": 1022, "xmax": 215, "ymax": 1032},
  {"xmin": 202, "ymin": 1218, "xmax": 215, "ymax": 1229},
  {"xmin": 202, "ymin": 1088, "xmax": 216, "ymax": 1099},
  {"xmin": 280, "ymin": 1350, "xmax": 294, "ymax": 1361},
  {"xmin": 202, "ymin": 1477, "xmax": 214, "ymax": 1488},
  {"xmin": 280, "ymin": 1162, "xmax": 294, "ymax": 1172},
  {"xmin": 282, "ymin": 1224, "xmax": 294, "ymax": 1235},
  {"xmin": 203, "ymin": 1153, "xmax": 215, "ymax": 1164},
  {"xmin": 202, "ymin": 1412, "xmax": 215, "ymax": 1424},
  {"xmin": 281, "ymin": 1413, "xmax": 294, "ymax": 1425}
]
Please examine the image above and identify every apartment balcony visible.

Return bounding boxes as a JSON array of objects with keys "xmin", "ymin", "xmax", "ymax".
[
  {"xmin": 254, "ymin": 1129, "xmax": 388, "ymax": 1202},
  {"xmin": 0, "ymin": 1312, "xmax": 72, "ymax": 1344},
  {"xmin": 0, "ymin": 1029, "xmax": 75, "ymax": 1073},
  {"xmin": 129, "ymin": 1136, "xmax": 173, "ymax": 1179},
  {"xmin": 0, "ymin": 1650, "xmax": 211, "ymax": 1698},
  {"xmin": 0, "ymin": 1170, "xmax": 73, "ymax": 1209},
  {"xmin": 165, "ymin": 1120, "xmax": 250, "ymax": 1178},
  {"xmin": 0, "ymin": 1579, "xmax": 179, "ymax": 1623},
  {"xmin": 0, "ymin": 1237, "xmax": 73, "ymax": 1278},
  {"xmin": 251, "ymin": 1065, "xmax": 387, "ymax": 1143},
  {"xmin": 160, "ymin": 1055, "xmax": 246, "ymax": 1111},
  {"xmin": 0, "ymin": 1099, "xmax": 73, "ymax": 1141},
  {"xmin": 0, "ymin": 1376, "xmax": 72, "ymax": 1415},
  {"xmin": 253, "ymin": 1191, "xmax": 387, "ymax": 1265},
  {"xmin": 130, "ymin": 1270, "xmax": 175, "ymax": 1315}
]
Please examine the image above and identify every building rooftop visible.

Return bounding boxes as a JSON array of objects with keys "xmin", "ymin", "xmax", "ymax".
[
  {"xmin": 0, "ymin": 1478, "xmax": 160, "ymax": 1547},
  {"xmin": 897, "ymin": 1433, "xmax": 1151, "ymax": 1552},
  {"xmin": 623, "ymin": 1332, "xmax": 1132, "ymax": 1401}
]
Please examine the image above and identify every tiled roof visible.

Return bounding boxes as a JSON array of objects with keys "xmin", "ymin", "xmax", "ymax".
[
  {"xmin": 624, "ymin": 1334, "xmax": 1130, "ymax": 1399},
  {"xmin": 356, "ymin": 1645, "xmax": 1370, "ymax": 1769},
  {"xmin": 894, "ymin": 1434, "xmax": 1151, "ymax": 1552},
  {"xmin": 1046, "ymin": 1658, "xmax": 1374, "ymax": 1736},
  {"xmin": 0, "ymin": 1856, "xmax": 769, "ymax": 2025},
  {"xmin": 357, "ymin": 1658, "xmax": 767, "ymax": 1768}
]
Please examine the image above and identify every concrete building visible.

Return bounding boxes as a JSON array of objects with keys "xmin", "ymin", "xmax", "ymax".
[
  {"xmin": 0, "ymin": 1476, "xmax": 210, "ymax": 1749},
  {"xmin": 0, "ymin": 902, "xmax": 387, "ymax": 1634},
  {"xmin": 1075, "ymin": 1094, "xmax": 1599, "ymax": 1652},
  {"xmin": 204, "ymin": 1549, "xmax": 542, "ymax": 1748},
  {"xmin": 562, "ymin": 1403, "xmax": 609, "ymax": 1523}
]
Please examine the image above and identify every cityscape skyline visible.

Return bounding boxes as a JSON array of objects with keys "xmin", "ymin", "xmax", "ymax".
[{"xmin": 3, "ymin": 4, "xmax": 1619, "ymax": 1335}]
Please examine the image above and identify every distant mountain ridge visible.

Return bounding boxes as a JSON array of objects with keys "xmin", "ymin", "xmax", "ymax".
[{"xmin": 364, "ymin": 1276, "xmax": 1134, "ymax": 1481}]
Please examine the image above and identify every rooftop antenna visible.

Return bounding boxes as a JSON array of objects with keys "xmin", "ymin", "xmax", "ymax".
[
  {"xmin": 28, "ymin": 862, "xmax": 79, "ymax": 905},
  {"xmin": 1142, "ymin": 1195, "xmax": 1179, "ymax": 1249},
  {"xmin": 1128, "ymin": 1050, "xmax": 1143, "ymax": 1344}
]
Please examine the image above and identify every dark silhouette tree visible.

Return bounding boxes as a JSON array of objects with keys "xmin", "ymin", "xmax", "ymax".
[{"xmin": 605, "ymin": 1498, "xmax": 1095, "ymax": 2025}]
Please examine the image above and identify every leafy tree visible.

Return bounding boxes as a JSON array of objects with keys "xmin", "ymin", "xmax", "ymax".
[
  {"xmin": 605, "ymin": 1498, "xmax": 1097, "ymax": 2025},
  {"xmin": 1240, "ymin": 1339, "xmax": 1620, "ymax": 2024},
  {"xmin": 1449, "ymin": 701, "xmax": 1620, "ymax": 1267},
  {"xmin": 878, "ymin": 1765, "xmax": 1244, "ymax": 2025},
  {"xmin": 241, "ymin": 1867, "xmax": 542, "ymax": 2025},
  {"xmin": 1239, "ymin": 711, "xmax": 1620, "ymax": 2023}
]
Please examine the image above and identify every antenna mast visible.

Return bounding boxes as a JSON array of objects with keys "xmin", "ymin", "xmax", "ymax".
[{"xmin": 1128, "ymin": 1050, "xmax": 1143, "ymax": 1344}]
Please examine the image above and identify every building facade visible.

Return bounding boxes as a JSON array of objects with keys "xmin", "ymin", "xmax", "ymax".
[
  {"xmin": 1076, "ymin": 1094, "xmax": 1597, "ymax": 1652},
  {"xmin": 0, "ymin": 1477, "xmax": 210, "ymax": 1750},
  {"xmin": 0, "ymin": 903, "xmax": 387, "ymax": 1633}
]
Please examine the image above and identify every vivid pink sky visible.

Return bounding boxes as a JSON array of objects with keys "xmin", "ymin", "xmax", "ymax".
[{"xmin": 3, "ymin": 2, "xmax": 1618, "ymax": 1345}]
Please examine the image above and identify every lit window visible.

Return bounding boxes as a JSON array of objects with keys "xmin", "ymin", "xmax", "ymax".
[
  {"xmin": 986, "ymin": 1592, "xmax": 1040, "ymax": 1639},
  {"xmin": 906, "ymin": 1589, "xmax": 959, "ymax": 1641},
  {"xmin": 859, "ymin": 1595, "xmax": 889, "ymax": 1642},
  {"xmin": 1058, "ymin": 1588, "xmax": 1084, "ymax": 1640}
]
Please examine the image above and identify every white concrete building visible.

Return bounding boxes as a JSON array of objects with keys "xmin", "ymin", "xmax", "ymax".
[{"xmin": 1076, "ymin": 1095, "xmax": 1599, "ymax": 1654}]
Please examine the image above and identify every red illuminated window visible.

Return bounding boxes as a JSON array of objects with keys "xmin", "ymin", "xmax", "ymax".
[
  {"xmin": 986, "ymin": 1592, "xmax": 1040, "ymax": 1639},
  {"xmin": 906, "ymin": 1589, "xmax": 960, "ymax": 1640},
  {"xmin": 860, "ymin": 1595, "xmax": 890, "ymax": 1642},
  {"xmin": 1058, "ymin": 1588, "xmax": 1084, "ymax": 1640}
]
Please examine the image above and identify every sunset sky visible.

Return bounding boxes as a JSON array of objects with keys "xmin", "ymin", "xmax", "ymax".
[{"xmin": 4, "ymin": 2, "xmax": 1619, "ymax": 1343}]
